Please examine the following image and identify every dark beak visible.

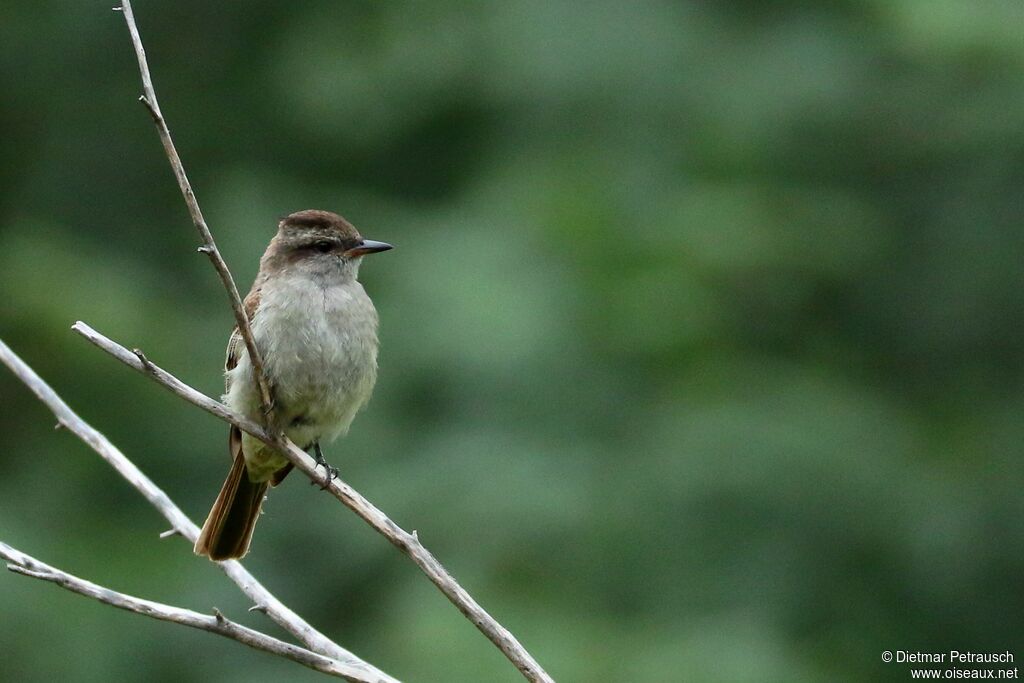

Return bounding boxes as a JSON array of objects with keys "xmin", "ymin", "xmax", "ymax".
[{"xmin": 344, "ymin": 239, "xmax": 393, "ymax": 257}]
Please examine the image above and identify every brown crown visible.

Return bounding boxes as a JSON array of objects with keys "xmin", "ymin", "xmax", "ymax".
[{"xmin": 279, "ymin": 210, "xmax": 361, "ymax": 240}]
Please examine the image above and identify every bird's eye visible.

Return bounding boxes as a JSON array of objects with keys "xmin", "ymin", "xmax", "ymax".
[{"xmin": 313, "ymin": 240, "xmax": 333, "ymax": 253}]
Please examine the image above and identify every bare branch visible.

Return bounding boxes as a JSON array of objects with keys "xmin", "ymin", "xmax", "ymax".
[
  {"xmin": 0, "ymin": 337, "xmax": 399, "ymax": 683},
  {"xmin": 117, "ymin": 0, "xmax": 272, "ymax": 415},
  {"xmin": 72, "ymin": 322, "xmax": 555, "ymax": 683},
  {"xmin": 0, "ymin": 543, "xmax": 375, "ymax": 681},
  {"xmin": 112, "ymin": 1, "xmax": 552, "ymax": 679}
]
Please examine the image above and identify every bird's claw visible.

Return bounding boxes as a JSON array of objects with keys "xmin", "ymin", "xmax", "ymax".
[
  {"xmin": 320, "ymin": 465, "xmax": 339, "ymax": 490},
  {"xmin": 310, "ymin": 441, "xmax": 338, "ymax": 489}
]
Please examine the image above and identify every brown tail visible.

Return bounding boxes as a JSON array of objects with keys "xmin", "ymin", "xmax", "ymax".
[{"xmin": 194, "ymin": 442, "xmax": 269, "ymax": 561}]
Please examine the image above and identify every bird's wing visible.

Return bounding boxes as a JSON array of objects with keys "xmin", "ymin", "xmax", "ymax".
[
  {"xmin": 224, "ymin": 284, "xmax": 263, "ymax": 376},
  {"xmin": 224, "ymin": 281, "xmax": 293, "ymax": 483},
  {"xmin": 225, "ymin": 283, "xmax": 262, "ymax": 464}
]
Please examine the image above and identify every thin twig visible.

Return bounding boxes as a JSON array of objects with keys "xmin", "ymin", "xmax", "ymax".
[
  {"xmin": 0, "ymin": 543, "xmax": 368, "ymax": 681},
  {"xmin": 117, "ymin": 0, "xmax": 272, "ymax": 416},
  {"xmin": 0, "ymin": 338, "xmax": 398, "ymax": 683},
  {"xmin": 73, "ymin": 322, "xmax": 555, "ymax": 683}
]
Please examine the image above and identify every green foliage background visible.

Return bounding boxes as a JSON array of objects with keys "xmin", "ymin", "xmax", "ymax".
[{"xmin": 1, "ymin": 2, "xmax": 1022, "ymax": 681}]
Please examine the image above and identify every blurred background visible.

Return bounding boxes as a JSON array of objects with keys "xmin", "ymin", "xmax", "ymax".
[{"xmin": 1, "ymin": 1, "xmax": 1023, "ymax": 681}]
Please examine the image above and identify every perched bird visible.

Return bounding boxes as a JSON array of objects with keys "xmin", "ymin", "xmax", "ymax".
[{"xmin": 194, "ymin": 209, "xmax": 392, "ymax": 560}]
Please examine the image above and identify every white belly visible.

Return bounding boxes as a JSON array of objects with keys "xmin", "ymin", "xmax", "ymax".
[{"xmin": 225, "ymin": 273, "xmax": 379, "ymax": 477}]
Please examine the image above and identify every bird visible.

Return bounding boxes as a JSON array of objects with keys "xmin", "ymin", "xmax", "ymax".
[{"xmin": 194, "ymin": 209, "xmax": 392, "ymax": 560}]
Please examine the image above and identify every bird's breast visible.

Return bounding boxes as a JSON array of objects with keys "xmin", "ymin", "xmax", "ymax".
[{"xmin": 252, "ymin": 273, "xmax": 379, "ymax": 442}]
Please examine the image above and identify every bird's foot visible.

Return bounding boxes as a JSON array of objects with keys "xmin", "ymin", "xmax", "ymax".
[{"xmin": 311, "ymin": 441, "xmax": 339, "ymax": 489}]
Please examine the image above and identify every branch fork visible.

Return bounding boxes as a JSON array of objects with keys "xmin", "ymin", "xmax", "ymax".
[
  {"xmin": 0, "ymin": 338, "xmax": 397, "ymax": 683},
  {"xmin": 1, "ymin": 542, "xmax": 375, "ymax": 681}
]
